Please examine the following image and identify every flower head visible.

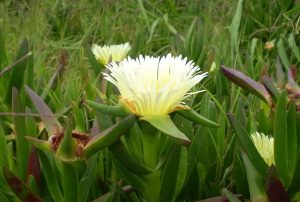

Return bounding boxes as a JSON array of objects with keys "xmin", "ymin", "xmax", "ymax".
[
  {"xmin": 104, "ymin": 54, "xmax": 207, "ymax": 117},
  {"xmin": 91, "ymin": 43, "xmax": 131, "ymax": 65},
  {"xmin": 251, "ymin": 132, "xmax": 274, "ymax": 166}
]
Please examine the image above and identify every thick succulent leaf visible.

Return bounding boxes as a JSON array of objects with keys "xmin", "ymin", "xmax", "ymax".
[
  {"xmin": 221, "ymin": 65, "xmax": 271, "ymax": 104},
  {"xmin": 274, "ymin": 91, "xmax": 290, "ymax": 188},
  {"xmin": 12, "ymin": 87, "xmax": 30, "ymax": 180},
  {"xmin": 287, "ymin": 102, "xmax": 297, "ymax": 179},
  {"xmin": 36, "ymin": 150, "xmax": 63, "ymax": 202},
  {"xmin": 77, "ymin": 156, "xmax": 97, "ymax": 202},
  {"xmin": 5, "ymin": 39, "xmax": 29, "ymax": 104},
  {"xmin": 62, "ymin": 161, "xmax": 78, "ymax": 202},
  {"xmin": 85, "ymin": 100, "xmax": 131, "ymax": 117},
  {"xmin": 177, "ymin": 109, "xmax": 219, "ymax": 128},
  {"xmin": 25, "ymin": 136, "xmax": 52, "ymax": 152},
  {"xmin": 25, "ymin": 85, "xmax": 61, "ymax": 136},
  {"xmin": 140, "ymin": 115, "xmax": 190, "ymax": 145},
  {"xmin": 3, "ymin": 167, "xmax": 42, "ymax": 202},
  {"xmin": 83, "ymin": 115, "xmax": 136, "ymax": 158},
  {"xmin": 109, "ymin": 140, "xmax": 153, "ymax": 174},
  {"xmin": 160, "ymin": 146, "xmax": 187, "ymax": 202},
  {"xmin": 241, "ymin": 151, "xmax": 267, "ymax": 202},
  {"xmin": 265, "ymin": 165, "xmax": 289, "ymax": 202},
  {"xmin": 227, "ymin": 114, "xmax": 268, "ymax": 177}
]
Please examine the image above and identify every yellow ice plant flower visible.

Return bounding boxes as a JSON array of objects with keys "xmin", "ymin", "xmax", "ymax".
[
  {"xmin": 251, "ymin": 132, "xmax": 274, "ymax": 166},
  {"xmin": 104, "ymin": 54, "xmax": 207, "ymax": 117},
  {"xmin": 91, "ymin": 43, "xmax": 131, "ymax": 65}
]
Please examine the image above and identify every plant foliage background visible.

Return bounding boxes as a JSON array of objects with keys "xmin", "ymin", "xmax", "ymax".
[{"xmin": 0, "ymin": 0, "xmax": 300, "ymax": 201}]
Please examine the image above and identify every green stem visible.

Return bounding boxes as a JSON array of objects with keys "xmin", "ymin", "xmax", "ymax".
[
  {"xmin": 139, "ymin": 122, "xmax": 157, "ymax": 168},
  {"xmin": 143, "ymin": 171, "xmax": 161, "ymax": 202}
]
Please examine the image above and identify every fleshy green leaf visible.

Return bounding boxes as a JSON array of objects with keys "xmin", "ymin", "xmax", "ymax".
[
  {"xmin": 140, "ymin": 115, "xmax": 190, "ymax": 145},
  {"xmin": 287, "ymin": 102, "xmax": 297, "ymax": 180},
  {"xmin": 12, "ymin": 88, "xmax": 30, "ymax": 180},
  {"xmin": 227, "ymin": 114, "xmax": 268, "ymax": 177},
  {"xmin": 85, "ymin": 100, "xmax": 131, "ymax": 117},
  {"xmin": 109, "ymin": 140, "xmax": 153, "ymax": 174},
  {"xmin": 5, "ymin": 39, "xmax": 29, "ymax": 104},
  {"xmin": 274, "ymin": 90, "xmax": 290, "ymax": 188},
  {"xmin": 241, "ymin": 151, "xmax": 267, "ymax": 202},
  {"xmin": 36, "ymin": 150, "xmax": 63, "ymax": 202},
  {"xmin": 83, "ymin": 115, "xmax": 136, "ymax": 158},
  {"xmin": 25, "ymin": 137, "xmax": 52, "ymax": 153},
  {"xmin": 177, "ymin": 109, "xmax": 219, "ymax": 128},
  {"xmin": 160, "ymin": 146, "xmax": 187, "ymax": 202},
  {"xmin": 62, "ymin": 161, "xmax": 78, "ymax": 202}
]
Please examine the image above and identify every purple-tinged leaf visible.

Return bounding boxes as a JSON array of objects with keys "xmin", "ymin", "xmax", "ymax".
[
  {"xmin": 26, "ymin": 148, "xmax": 41, "ymax": 186},
  {"xmin": 25, "ymin": 85, "xmax": 61, "ymax": 136},
  {"xmin": 3, "ymin": 167, "xmax": 42, "ymax": 202},
  {"xmin": 265, "ymin": 165, "xmax": 289, "ymax": 202},
  {"xmin": 286, "ymin": 67, "xmax": 300, "ymax": 96},
  {"xmin": 221, "ymin": 65, "xmax": 271, "ymax": 105}
]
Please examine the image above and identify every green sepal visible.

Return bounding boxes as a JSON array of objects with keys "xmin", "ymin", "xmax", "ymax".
[
  {"xmin": 85, "ymin": 100, "xmax": 131, "ymax": 117},
  {"xmin": 140, "ymin": 115, "xmax": 190, "ymax": 145},
  {"xmin": 177, "ymin": 109, "xmax": 220, "ymax": 128},
  {"xmin": 25, "ymin": 136, "xmax": 52, "ymax": 153},
  {"xmin": 83, "ymin": 115, "xmax": 136, "ymax": 158},
  {"xmin": 56, "ymin": 117, "xmax": 77, "ymax": 161}
]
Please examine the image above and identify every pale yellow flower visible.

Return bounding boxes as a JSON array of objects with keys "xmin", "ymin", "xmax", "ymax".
[
  {"xmin": 251, "ymin": 132, "xmax": 274, "ymax": 166},
  {"xmin": 103, "ymin": 54, "xmax": 207, "ymax": 117},
  {"xmin": 91, "ymin": 43, "xmax": 131, "ymax": 65}
]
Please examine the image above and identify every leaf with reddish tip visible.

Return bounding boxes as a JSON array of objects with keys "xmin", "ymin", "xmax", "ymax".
[
  {"xmin": 286, "ymin": 67, "xmax": 300, "ymax": 95},
  {"xmin": 265, "ymin": 165, "xmax": 289, "ymax": 202},
  {"xmin": 221, "ymin": 65, "xmax": 271, "ymax": 104},
  {"xmin": 26, "ymin": 148, "xmax": 41, "ymax": 186},
  {"xmin": 25, "ymin": 85, "xmax": 61, "ymax": 136},
  {"xmin": 3, "ymin": 167, "xmax": 42, "ymax": 202}
]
